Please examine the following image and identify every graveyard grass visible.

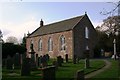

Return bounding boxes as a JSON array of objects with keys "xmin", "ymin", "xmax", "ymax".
[
  {"xmin": 2, "ymin": 59, "xmax": 105, "ymax": 80},
  {"xmin": 92, "ymin": 59, "xmax": 120, "ymax": 79}
]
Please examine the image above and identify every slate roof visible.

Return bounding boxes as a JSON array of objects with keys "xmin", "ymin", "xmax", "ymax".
[{"xmin": 28, "ymin": 14, "xmax": 86, "ymax": 37}]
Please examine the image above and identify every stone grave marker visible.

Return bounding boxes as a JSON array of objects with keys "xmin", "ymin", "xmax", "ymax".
[
  {"xmin": 57, "ymin": 56, "xmax": 63, "ymax": 66},
  {"xmin": 42, "ymin": 66, "xmax": 56, "ymax": 80},
  {"xmin": 6, "ymin": 56, "xmax": 13, "ymax": 70},
  {"xmin": 13, "ymin": 53, "xmax": 21, "ymax": 69},
  {"xmin": 73, "ymin": 55, "xmax": 77, "ymax": 64},
  {"xmin": 41, "ymin": 55, "xmax": 47, "ymax": 67},
  {"xmin": 84, "ymin": 50, "xmax": 90, "ymax": 69},
  {"xmin": 65, "ymin": 54, "xmax": 68, "ymax": 63},
  {"xmin": 76, "ymin": 70, "xmax": 84, "ymax": 80},
  {"xmin": 21, "ymin": 58, "xmax": 31, "ymax": 76}
]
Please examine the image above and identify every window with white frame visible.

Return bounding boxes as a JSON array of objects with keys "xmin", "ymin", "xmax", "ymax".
[
  {"xmin": 60, "ymin": 35, "xmax": 66, "ymax": 51},
  {"xmin": 85, "ymin": 27, "xmax": 89, "ymax": 39},
  {"xmin": 48, "ymin": 37, "xmax": 53, "ymax": 51},
  {"xmin": 30, "ymin": 39, "xmax": 34, "ymax": 51},
  {"xmin": 38, "ymin": 39, "xmax": 42, "ymax": 51}
]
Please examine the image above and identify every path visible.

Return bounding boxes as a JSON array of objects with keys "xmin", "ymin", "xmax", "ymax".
[{"xmin": 85, "ymin": 59, "xmax": 111, "ymax": 79}]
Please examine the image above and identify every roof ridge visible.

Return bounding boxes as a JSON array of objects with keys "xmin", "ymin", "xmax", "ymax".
[
  {"xmin": 43, "ymin": 14, "xmax": 85, "ymax": 27},
  {"xmin": 28, "ymin": 14, "xmax": 86, "ymax": 37}
]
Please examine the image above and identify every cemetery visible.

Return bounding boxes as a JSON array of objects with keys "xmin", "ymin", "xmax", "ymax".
[
  {"xmin": 1, "ymin": 42, "xmax": 120, "ymax": 80},
  {"xmin": 2, "ymin": 52, "xmax": 119, "ymax": 80}
]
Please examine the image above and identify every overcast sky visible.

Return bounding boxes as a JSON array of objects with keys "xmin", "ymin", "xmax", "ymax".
[{"xmin": 0, "ymin": 1, "xmax": 119, "ymax": 43}]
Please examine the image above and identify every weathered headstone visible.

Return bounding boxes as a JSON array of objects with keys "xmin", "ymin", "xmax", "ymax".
[
  {"xmin": 77, "ymin": 57, "xmax": 80, "ymax": 63},
  {"xmin": 13, "ymin": 53, "xmax": 21, "ymax": 69},
  {"xmin": 46, "ymin": 54, "xmax": 50, "ymax": 61},
  {"xmin": 38, "ymin": 56, "xmax": 42, "ymax": 67},
  {"xmin": 42, "ymin": 66, "xmax": 56, "ymax": 80},
  {"xmin": 73, "ymin": 55, "xmax": 77, "ymax": 64},
  {"xmin": 21, "ymin": 58, "xmax": 31, "ymax": 76},
  {"xmin": 36, "ymin": 54, "xmax": 38, "ymax": 67},
  {"xmin": 6, "ymin": 56, "xmax": 13, "ymax": 70},
  {"xmin": 65, "ymin": 54, "xmax": 68, "ymax": 63},
  {"xmin": 76, "ymin": 70, "xmax": 84, "ymax": 80},
  {"xmin": 57, "ymin": 56, "xmax": 63, "ymax": 66},
  {"xmin": 41, "ymin": 55, "xmax": 47, "ymax": 67},
  {"xmin": 52, "ymin": 61, "xmax": 58, "ymax": 70},
  {"xmin": 30, "ymin": 52, "xmax": 36, "ymax": 69},
  {"xmin": 84, "ymin": 50, "xmax": 90, "ymax": 69}
]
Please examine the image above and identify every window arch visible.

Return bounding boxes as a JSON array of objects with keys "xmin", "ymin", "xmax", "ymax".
[
  {"xmin": 48, "ymin": 37, "xmax": 53, "ymax": 51},
  {"xmin": 60, "ymin": 35, "xmax": 66, "ymax": 51},
  {"xmin": 30, "ymin": 39, "xmax": 34, "ymax": 51},
  {"xmin": 38, "ymin": 39, "xmax": 42, "ymax": 51},
  {"xmin": 85, "ymin": 27, "xmax": 89, "ymax": 39}
]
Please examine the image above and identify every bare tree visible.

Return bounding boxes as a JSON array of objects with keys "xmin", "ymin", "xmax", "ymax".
[
  {"xmin": 98, "ymin": 1, "xmax": 120, "ymax": 34},
  {"xmin": 0, "ymin": 30, "xmax": 3, "ymax": 39},
  {"xmin": 99, "ymin": 16, "xmax": 120, "ymax": 34},
  {"xmin": 6, "ymin": 36, "xmax": 18, "ymax": 44},
  {"xmin": 0, "ymin": 30, "xmax": 4, "ymax": 43}
]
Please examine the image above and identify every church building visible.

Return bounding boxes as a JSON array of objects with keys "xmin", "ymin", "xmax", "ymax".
[{"xmin": 26, "ymin": 13, "xmax": 97, "ymax": 60}]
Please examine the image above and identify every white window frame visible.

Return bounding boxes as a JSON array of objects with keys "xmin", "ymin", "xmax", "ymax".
[
  {"xmin": 48, "ymin": 37, "xmax": 53, "ymax": 51},
  {"xmin": 38, "ymin": 39, "xmax": 42, "ymax": 51},
  {"xmin": 85, "ymin": 27, "xmax": 89, "ymax": 39},
  {"xmin": 60, "ymin": 35, "xmax": 66, "ymax": 51}
]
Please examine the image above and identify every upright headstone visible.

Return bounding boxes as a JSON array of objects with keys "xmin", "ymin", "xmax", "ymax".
[
  {"xmin": 84, "ymin": 50, "xmax": 90, "ymax": 69},
  {"xmin": 42, "ymin": 66, "xmax": 56, "ymax": 80},
  {"xmin": 31, "ymin": 53, "xmax": 36, "ymax": 69},
  {"xmin": 36, "ymin": 54, "xmax": 38, "ymax": 67},
  {"xmin": 57, "ymin": 56, "xmax": 63, "ymax": 66},
  {"xmin": 41, "ymin": 55, "xmax": 47, "ymax": 67},
  {"xmin": 46, "ymin": 54, "xmax": 50, "ymax": 61},
  {"xmin": 38, "ymin": 56, "xmax": 42, "ymax": 67},
  {"xmin": 6, "ymin": 56, "xmax": 13, "ymax": 70},
  {"xmin": 21, "ymin": 58, "xmax": 31, "ymax": 76},
  {"xmin": 65, "ymin": 54, "xmax": 68, "ymax": 63},
  {"xmin": 52, "ymin": 61, "xmax": 58, "ymax": 70},
  {"xmin": 73, "ymin": 55, "xmax": 77, "ymax": 64},
  {"xmin": 76, "ymin": 70, "xmax": 84, "ymax": 80},
  {"xmin": 13, "ymin": 53, "xmax": 21, "ymax": 69}
]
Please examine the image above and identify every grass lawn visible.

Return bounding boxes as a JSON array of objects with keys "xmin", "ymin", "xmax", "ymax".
[
  {"xmin": 2, "ymin": 59, "xmax": 105, "ymax": 80},
  {"xmin": 92, "ymin": 59, "xmax": 120, "ymax": 80}
]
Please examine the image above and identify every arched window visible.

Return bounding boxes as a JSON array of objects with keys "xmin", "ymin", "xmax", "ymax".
[
  {"xmin": 85, "ymin": 27, "xmax": 89, "ymax": 39},
  {"xmin": 60, "ymin": 35, "xmax": 66, "ymax": 51},
  {"xmin": 48, "ymin": 37, "xmax": 53, "ymax": 51},
  {"xmin": 38, "ymin": 39, "xmax": 42, "ymax": 51},
  {"xmin": 30, "ymin": 39, "xmax": 34, "ymax": 51}
]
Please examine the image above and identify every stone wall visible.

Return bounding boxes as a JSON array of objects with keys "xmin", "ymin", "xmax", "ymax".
[
  {"xmin": 73, "ymin": 14, "xmax": 98, "ymax": 58},
  {"xmin": 26, "ymin": 30, "xmax": 73, "ymax": 59}
]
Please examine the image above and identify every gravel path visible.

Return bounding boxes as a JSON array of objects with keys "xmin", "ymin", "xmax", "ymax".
[{"xmin": 85, "ymin": 59, "xmax": 111, "ymax": 79}]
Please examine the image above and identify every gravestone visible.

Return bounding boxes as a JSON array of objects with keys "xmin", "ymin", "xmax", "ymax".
[
  {"xmin": 46, "ymin": 54, "xmax": 50, "ymax": 61},
  {"xmin": 73, "ymin": 55, "xmax": 77, "ymax": 64},
  {"xmin": 2, "ymin": 59, "xmax": 6, "ymax": 68},
  {"xmin": 13, "ymin": 53, "xmax": 21, "ymax": 69},
  {"xmin": 52, "ymin": 61, "xmax": 58, "ymax": 70},
  {"xmin": 38, "ymin": 56, "xmax": 42, "ymax": 67},
  {"xmin": 77, "ymin": 57, "xmax": 80, "ymax": 63},
  {"xmin": 36, "ymin": 54, "xmax": 38, "ymax": 67},
  {"xmin": 84, "ymin": 50, "xmax": 90, "ymax": 69},
  {"xmin": 65, "ymin": 54, "xmax": 68, "ymax": 63},
  {"xmin": 42, "ymin": 66, "xmax": 56, "ymax": 80},
  {"xmin": 57, "ymin": 56, "xmax": 63, "ymax": 66},
  {"xmin": 41, "ymin": 55, "xmax": 47, "ymax": 67},
  {"xmin": 21, "ymin": 58, "xmax": 31, "ymax": 76},
  {"xmin": 6, "ymin": 56, "xmax": 13, "ymax": 70},
  {"xmin": 76, "ymin": 70, "xmax": 84, "ymax": 80},
  {"xmin": 30, "ymin": 52, "xmax": 36, "ymax": 69}
]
